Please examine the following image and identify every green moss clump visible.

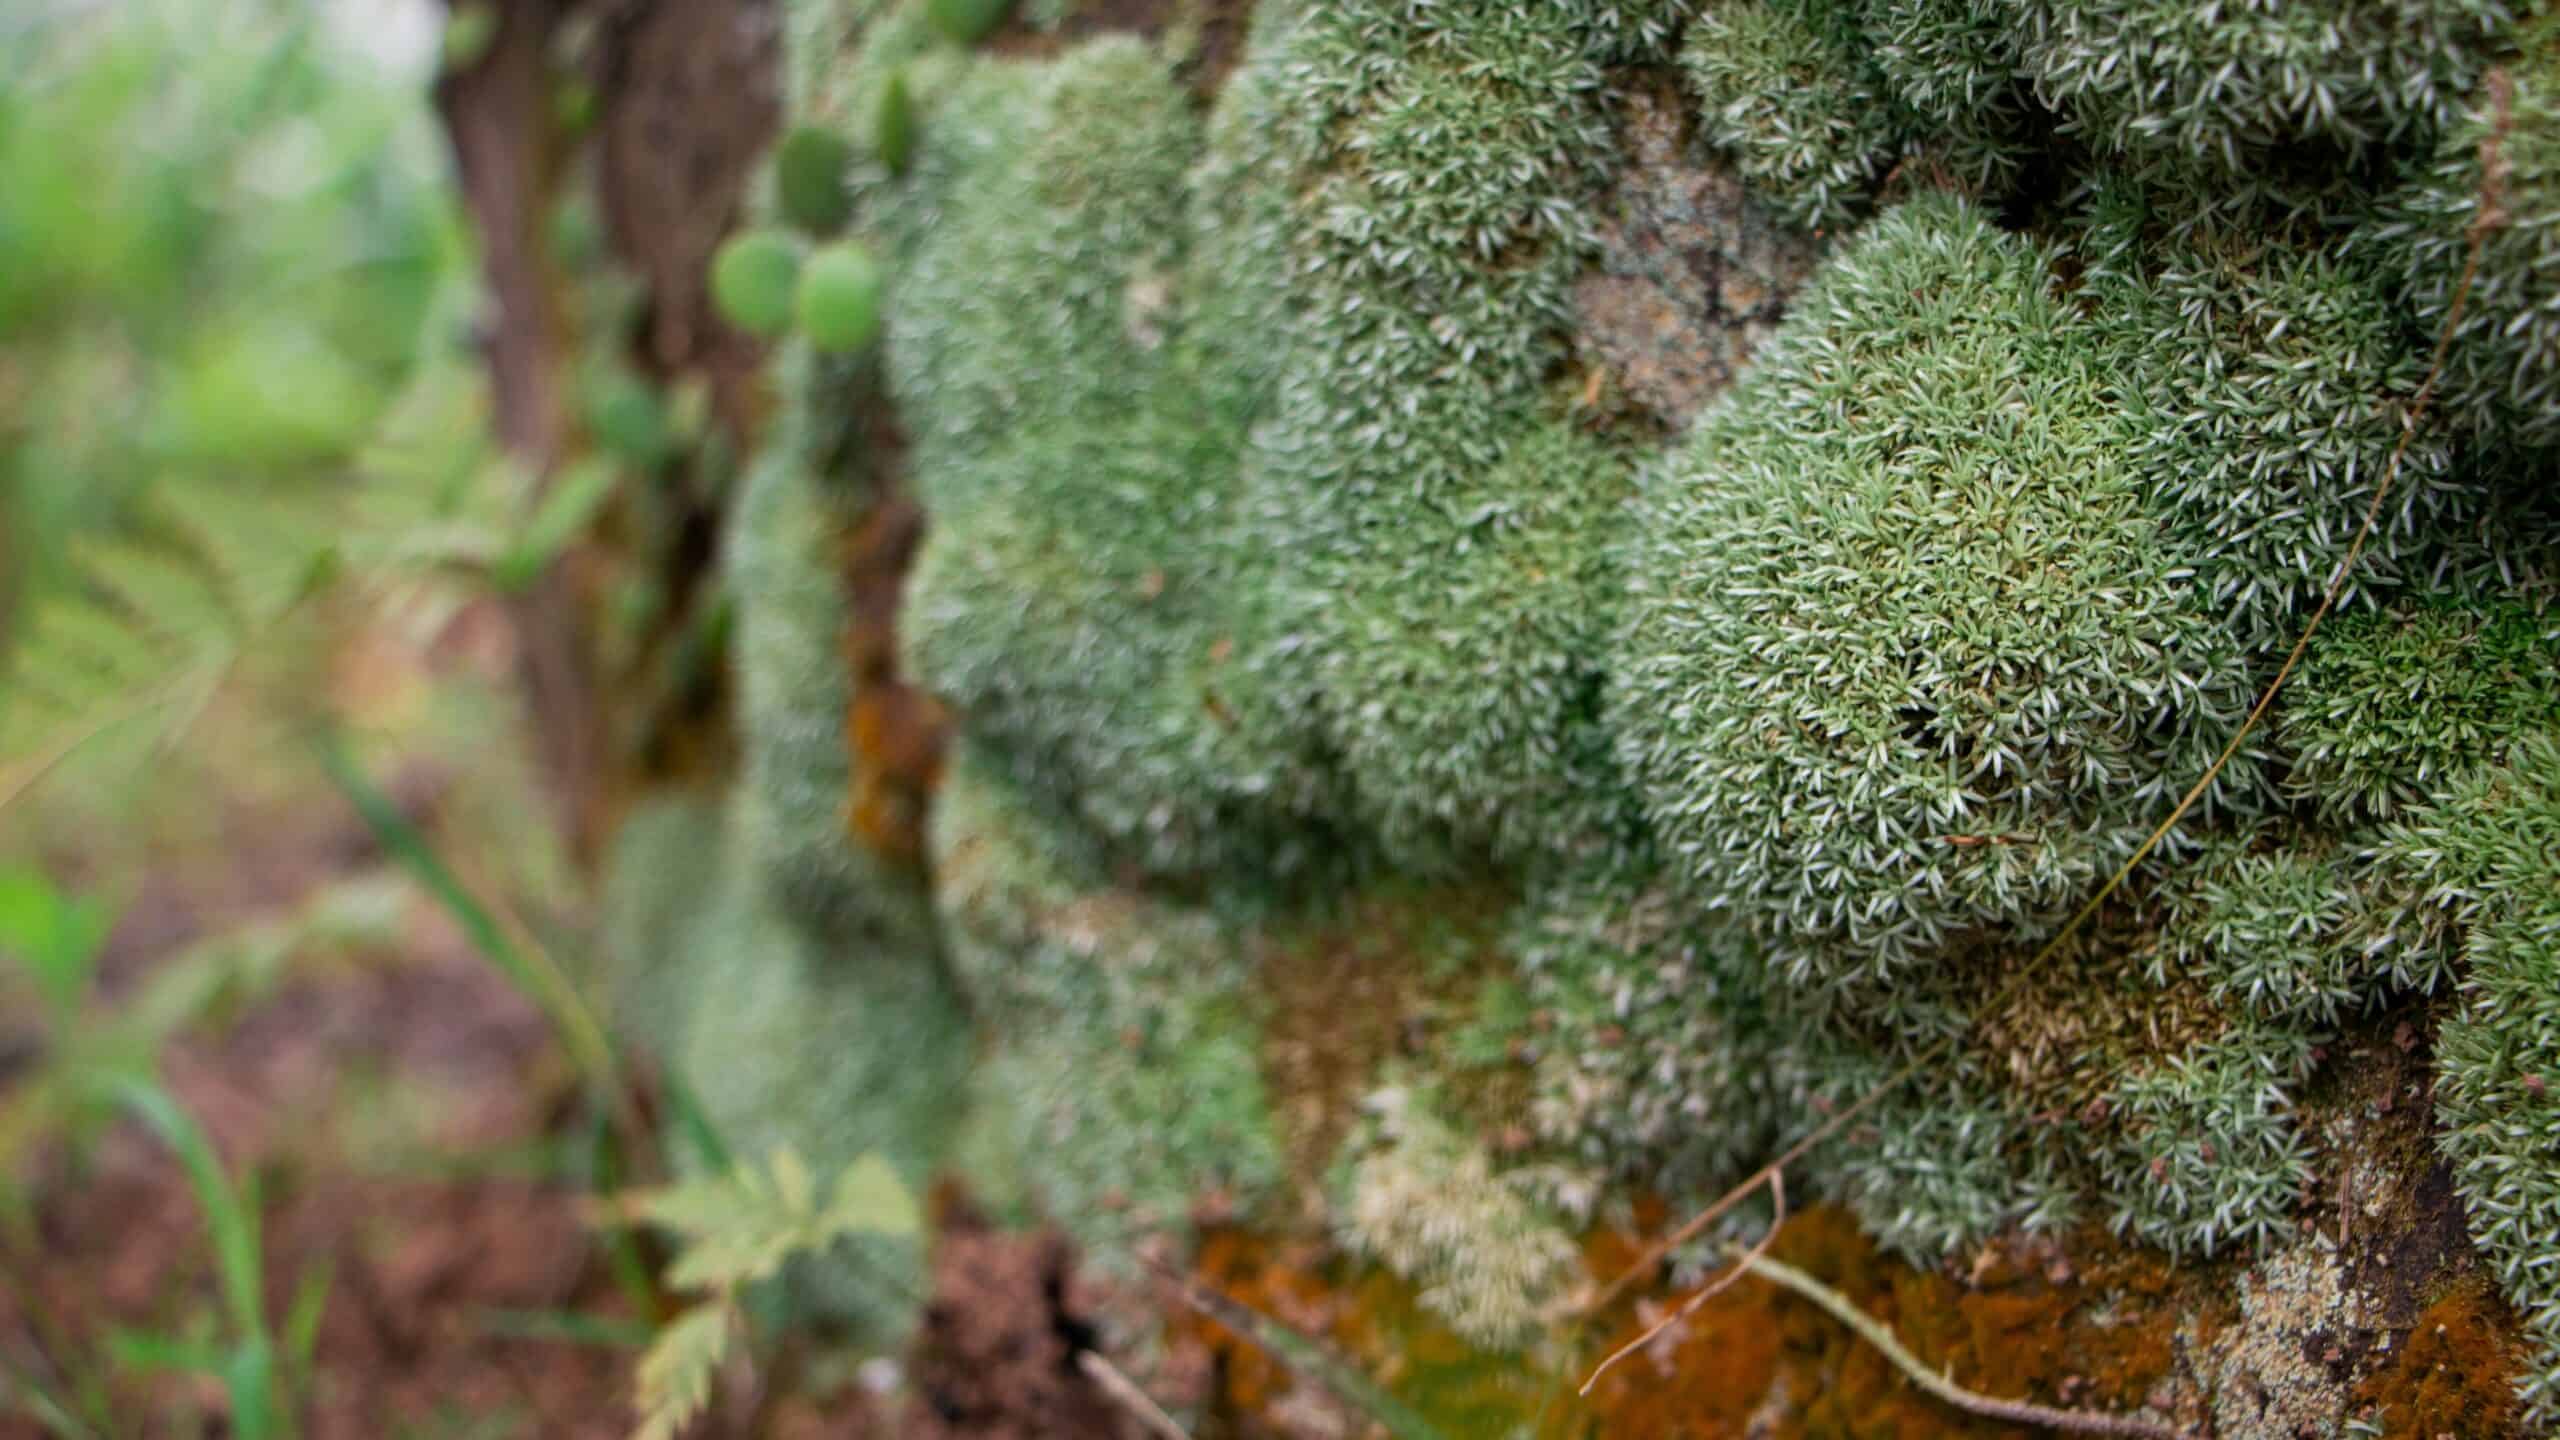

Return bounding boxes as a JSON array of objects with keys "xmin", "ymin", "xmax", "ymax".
[
  {"xmin": 2388, "ymin": 49, "xmax": 2560, "ymax": 451},
  {"xmin": 930, "ymin": 751, "xmax": 1285, "ymax": 1254},
  {"xmin": 884, "ymin": 38, "xmax": 1347, "ymax": 879},
  {"xmin": 728, "ymin": 385, "xmax": 936, "ymax": 950},
  {"xmin": 1612, "ymin": 194, "xmax": 2252, "ymax": 989},
  {"xmin": 1796, "ymin": 1028, "xmax": 2082, "ymax": 1258},
  {"xmin": 2280, "ymin": 603, "xmax": 2560, "ymax": 825},
  {"xmin": 1510, "ymin": 859, "xmax": 1796, "ymax": 1203},
  {"xmin": 2102, "ymin": 1023, "xmax": 2319, "ymax": 1258},
  {"xmin": 599, "ymin": 795, "xmax": 970, "ymax": 1340},
  {"xmin": 904, "ymin": 408, "xmax": 1333, "ymax": 877},
  {"xmin": 1229, "ymin": 0, "xmax": 1643, "ymax": 868},
  {"xmin": 1679, "ymin": 0, "xmax": 1902, "ymax": 233},
  {"xmin": 599, "ymin": 792, "xmax": 728, "ymax": 1064},
  {"xmin": 1863, "ymin": 0, "xmax": 2037, "ymax": 192},
  {"xmin": 2401, "ymin": 735, "xmax": 2560, "ymax": 1423},
  {"xmin": 1336, "ymin": 1087, "xmax": 1578, "ymax": 1351},
  {"xmin": 674, "ymin": 815, "xmax": 972, "ymax": 1337},
  {"xmin": 693, "ymin": 0, "xmax": 2560, "ymax": 1380},
  {"xmin": 2013, "ymin": 0, "xmax": 2507, "ymax": 176},
  {"xmin": 882, "ymin": 38, "xmax": 1200, "ymax": 486},
  {"xmin": 1310, "ymin": 421, "xmax": 1632, "ymax": 864},
  {"xmin": 2155, "ymin": 833, "xmax": 2379, "ymax": 1029},
  {"xmin": 2073, "ymin": 187, "xmax": 2476, "ymax": 653},
  {"xmin": 1255, "ymin": 0, "xmax": 1612, "ymax": 499}
]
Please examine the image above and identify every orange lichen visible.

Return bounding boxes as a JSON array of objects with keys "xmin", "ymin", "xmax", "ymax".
[
  {"xmin": 833, "ymin": 489, "xmax": 947, "ymax": 869},
  {"xmin": 1177, "ymin": 1203, "xmax": 2196, "ymax": 1438},
  {"xmin": 2352, "ymin": 1280, "xmax": 2522, "ymax": 1438},
  {"xmin": 1580, "ymin": 1207, "xmax": 2187, "ymax": 1439},
  {"xmin": 1178, "ymin": 1226, "xmax": 1572, "ymax": 1437}
]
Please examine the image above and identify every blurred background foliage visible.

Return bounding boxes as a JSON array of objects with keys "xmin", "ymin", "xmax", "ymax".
[{"xmin": 0, "ymin": 0, "xmax": 498, "ymax": 814}]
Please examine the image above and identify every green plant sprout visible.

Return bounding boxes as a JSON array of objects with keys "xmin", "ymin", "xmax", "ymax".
[{"xmin": 608, "ymin": 1149, "xmax": 921, "ymax": 1440}]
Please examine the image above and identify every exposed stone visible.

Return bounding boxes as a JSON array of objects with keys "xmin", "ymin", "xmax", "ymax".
[{"xmin": 1571, "ymin": 87, "xmax": 1820, "ymax": 431}]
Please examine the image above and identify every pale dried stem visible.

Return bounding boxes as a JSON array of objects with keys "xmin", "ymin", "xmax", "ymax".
[
  {"xmin": 1078, "ymin": 1350, "xmax": 1193, "ymax": 1440},
  {"xmin": 1733, "ymin": 1248, "xmax": 2185, "ymax": 1437},
  {"xmin": 1580, "ymin": 1172, "xmax": 1784, "ymax": 1393}
]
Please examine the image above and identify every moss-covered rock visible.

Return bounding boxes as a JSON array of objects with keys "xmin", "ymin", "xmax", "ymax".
[{"xmin": 604, "ymin": 0, "xmax": 2560, "ymax": 1424}]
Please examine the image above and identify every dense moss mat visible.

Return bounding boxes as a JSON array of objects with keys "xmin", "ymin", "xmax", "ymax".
[{"xmin": 608, "ymin": 0, "xmax": 2560, "ymax": 1422}]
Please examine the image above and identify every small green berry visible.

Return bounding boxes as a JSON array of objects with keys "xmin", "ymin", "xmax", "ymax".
[
  {"xmin": 925, "ymin": 0, "xmax": 1013, "ymax": 45},
  {"xmin": 877, "ymin": 69, "xmax": 915, "ymax": 178},
  {"xmin": 775, "ymin": 126, "xmax": 855, "ymax": 234},
  {"xmin": 442, "ymin": 2, "xmax": 498, "ymax": 73},
  {"xmin": 710, "ymin": 229, "xmax": 801, "ymax": 338},
  {"xmin": 797, "ymin": 242, "xmax": 885, "ymax": 354}
]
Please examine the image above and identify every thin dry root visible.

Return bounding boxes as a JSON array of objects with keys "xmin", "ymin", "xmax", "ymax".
[
  {"xmin": 1733, "ymin": 1248, "xmax": 2186, "ymax": 1438},
  {"xmin": 1581, "ymin": 1172, "xmax": 1785, "ymax": 1393},
  {"xmin": 1077, "ymin": 1349, "xmax": 1192, "ymax": 1440}
]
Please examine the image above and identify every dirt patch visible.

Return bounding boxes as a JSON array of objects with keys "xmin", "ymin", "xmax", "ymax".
[
  {"xmin": 1253, "ymin": 885, "xmax": 1517, "ymax": 1219},
  {"xmin": 901, "ymin": 1191, "xmax": 1135, "ymax": 1440},
  {"xmin": 0, "ymin": 940, "xmax": 638, "ymax": 1439}
]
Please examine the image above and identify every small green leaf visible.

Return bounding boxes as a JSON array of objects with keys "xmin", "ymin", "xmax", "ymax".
[
  {"xmin": 631, "ymin": 1303, "xmax": 730, "ymax": 1440},
  {"xmin": 878, "ymin": 69, "xmax": 915, "ymax": 177},
  {"xmin": 771, "ymin": 1146, "xmax": 814, "ymax": 1216},
  {"xmin": 830, "ymin": 1152, "xmax": 923, "ymax": 1238},
  {"xmin": 109, "ymin": 1079, "xmax": 264, "ymax": 1345},
  {"xmin": 220, "ymin": 1338, "xmax": 275, "ymax": 1440},
  {"xmin": 925, "ymin": 0, "xmax": 1013, "ymax": 44},
  {"xmin": 775, "ymin": 126, "xmax": 855, "ymax": 234},
  {"xmin": 0, "ymin": 869, "xmax": 111, "ymax": 1019}
]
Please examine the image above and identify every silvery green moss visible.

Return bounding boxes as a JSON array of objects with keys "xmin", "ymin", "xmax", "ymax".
[
  {"xmin": 930, "ymin": 748, "xmax": 1286, "ymax": 1258},
  {"xmin": 614, "ymin": 0, "xmax": 2560, "ymax": 1413},
  {"xmin": 1612, "ymin": 194, "xmax": 2253, "ymax": 991}
]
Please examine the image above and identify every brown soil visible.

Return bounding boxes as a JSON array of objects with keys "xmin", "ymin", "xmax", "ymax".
[
  {"xmin": 0, "ymin": 766, "xmax": 883, "ymax": 1438},
  {"xmin": 901, "ymin": 1192, "xmax": 1136, "ymax": 1440},
  {"xmin": 0, "ymin": 893, "xmax": 644, "ymax": 1436}
]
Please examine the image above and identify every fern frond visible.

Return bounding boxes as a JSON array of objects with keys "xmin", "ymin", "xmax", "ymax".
[
  {"xmin": 0, "ymin": 355, "xmax": 516, "ymax": 805},
  {"xmin": 612, "ymin": 1151, "xmax": 919, "ymax": 1440},
  {"xmin": 618, "ymin": 1148, "xmax": 921, "ymax": 1297},
  {"xmin": 632, "ymin": 1301, "xmax": 732, "ymax": 1440}
]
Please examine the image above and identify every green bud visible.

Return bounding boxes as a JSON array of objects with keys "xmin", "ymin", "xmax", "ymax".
[
  {"xmin": 709, "ymin": 229, "xmax": 801, "ymax": 338},
  {"xmin": 442, "ymin": 2, "xmax": 498, "ymax": 73},
  {"xmin": 797, "ymin": 242, "xmax": 885, "ymax": 355}
]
